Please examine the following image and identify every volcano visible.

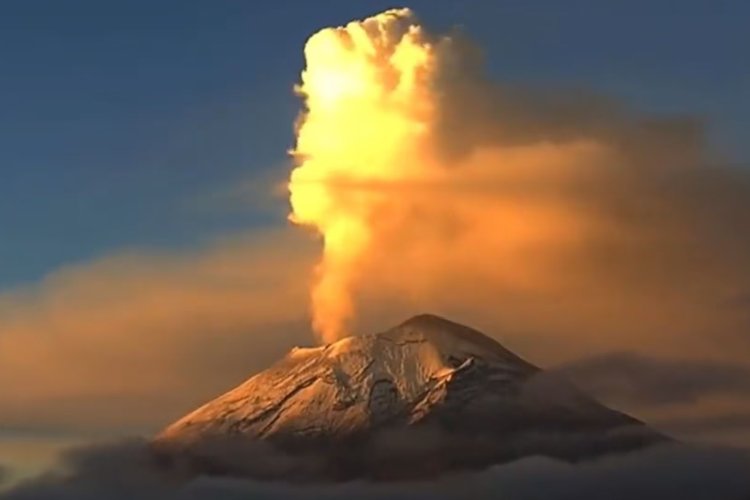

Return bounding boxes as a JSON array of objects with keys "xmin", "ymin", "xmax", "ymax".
[{"xmin": 153, "ymin": 314, "xmax": 667, "ymax": 480}]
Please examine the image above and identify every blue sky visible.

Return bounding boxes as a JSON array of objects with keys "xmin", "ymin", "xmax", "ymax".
[{"xmin": 1, "ymin": 0, "xmax": 748, "ymax": 288}]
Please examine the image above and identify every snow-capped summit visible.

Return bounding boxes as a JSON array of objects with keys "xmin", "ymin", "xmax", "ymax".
[{"xmin": 153, "ymin": 314, "xmax": 667, "ymax": 480}]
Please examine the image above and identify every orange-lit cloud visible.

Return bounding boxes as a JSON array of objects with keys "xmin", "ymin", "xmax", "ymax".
[
  {"xmin": 0, "ymin": 230, "xmax": 316, "ymax": 432},
  {"xmin": 288, "ymin": 8, "xmax": 440, "ymax": 342},
  {"xmin": 288, "ymin": 8, "xmax": 750, "ymax": 350}
]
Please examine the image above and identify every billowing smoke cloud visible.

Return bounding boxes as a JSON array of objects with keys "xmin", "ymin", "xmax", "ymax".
[
  {"xmin": 288, "ymin": 8, "xmax": 750, "ymax": 346},
  {"xmin": 289, "ymin": 8, "xmax": 443, "ymax": 342},
  {"xmin": 3, "ymin": 440, "xmax": 750, "ymax": 500}
]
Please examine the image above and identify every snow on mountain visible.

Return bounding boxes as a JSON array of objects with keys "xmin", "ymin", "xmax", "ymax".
[{"xmin": 153, "ymin": 314, "xmax": 667, "ymax": 480}]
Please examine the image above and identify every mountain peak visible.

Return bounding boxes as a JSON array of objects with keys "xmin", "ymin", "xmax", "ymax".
[
  {"xmin": 398, "ymin": 312, "xmax": 459, "ymax": 328},
  {"xmin": 395, "ymin": 313, "xmax": 484, "ymax": 341},
  {"xmin": 383, "ymin": 313, "xmax": 533, "ymax": 368},
  {"xmin": 153, "ymin": 314, "xmax": 666, "ymax": 481}
]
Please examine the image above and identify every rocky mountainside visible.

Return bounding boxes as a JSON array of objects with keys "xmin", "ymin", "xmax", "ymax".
[{"xmin": 153, "ymin": 314, "xmax": 667, "ymax": 480}]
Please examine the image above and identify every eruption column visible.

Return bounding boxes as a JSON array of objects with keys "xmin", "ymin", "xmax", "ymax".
[{"xmin": 289, "ymin": 8, "xmax": 439, "ymax": 343}]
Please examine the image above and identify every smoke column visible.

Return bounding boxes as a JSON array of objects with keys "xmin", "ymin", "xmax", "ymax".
[
  {"xmin": 288, "ymin": 8, "xmax": 610, "ymax": 343},
  {"xmin": 287, "ymin": 8, "xmax": 722, "ymax": 347},
  {"xmin": 289, "ymin": 9, "xmax": 442, "ymax": 342}
]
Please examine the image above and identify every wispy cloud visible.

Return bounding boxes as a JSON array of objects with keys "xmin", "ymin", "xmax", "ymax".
[{"xmin": 0, "ymin": 229, "xmax": 316, "ymax": 433}]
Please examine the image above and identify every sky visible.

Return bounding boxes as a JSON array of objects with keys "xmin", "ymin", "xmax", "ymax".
[
  {"xmin": 1, "ymin": 0, "xmax": 748, "ymax": 288},
  {"xmin": 1, "ymin": 0, "xmax": 749, "ymax": 495}
]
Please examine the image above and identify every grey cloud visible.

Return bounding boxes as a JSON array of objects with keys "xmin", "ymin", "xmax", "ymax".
[
  {"xmin": 658, "ymin": 413, "xmax": 750, "ymax": 436},
  {"xmin": 433, "ymin": 35, "xmax": 707, "ymax": 166},
  {"xmin": 553, "ymin": 351, "xmax": 750, "ymax": 406},
  {"xmin": 3, "ymin": 439, "xmax": 750, "ymax": 500}
]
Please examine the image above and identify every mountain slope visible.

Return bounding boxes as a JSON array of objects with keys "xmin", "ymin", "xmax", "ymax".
[{"xmin": 154, "ymin": 314, "xmax": 667, "ymax": 480}]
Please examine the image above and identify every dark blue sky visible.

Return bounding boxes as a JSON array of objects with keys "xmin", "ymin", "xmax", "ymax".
[{"xmin": 1, "ymin": 0, "xmax": 747, "ymax": 287}]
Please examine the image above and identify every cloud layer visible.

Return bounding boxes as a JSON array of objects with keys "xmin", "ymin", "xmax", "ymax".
[
  {"xmin": 556, "ymin": 352, "xmax": 750, "ymax": 407},
  {"xmin": 0, "ymin": 230, "xmax": 315, "ymax": 433},
  {"xmin": 2, "ymin": 440, "xmax": 750, "ymax": 500}
]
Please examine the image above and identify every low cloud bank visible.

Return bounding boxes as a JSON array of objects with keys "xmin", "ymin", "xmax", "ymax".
[
  {"xmin": 555, "ymin": 352, "xmax": 750, "ymax": 406},
  {"xmin": 553, "ymin": 352, "xmax": 750, "ymax": 445},
  {"xmin": 2, "ymin": 439, "xmax": 749, "ymax": 500}
]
